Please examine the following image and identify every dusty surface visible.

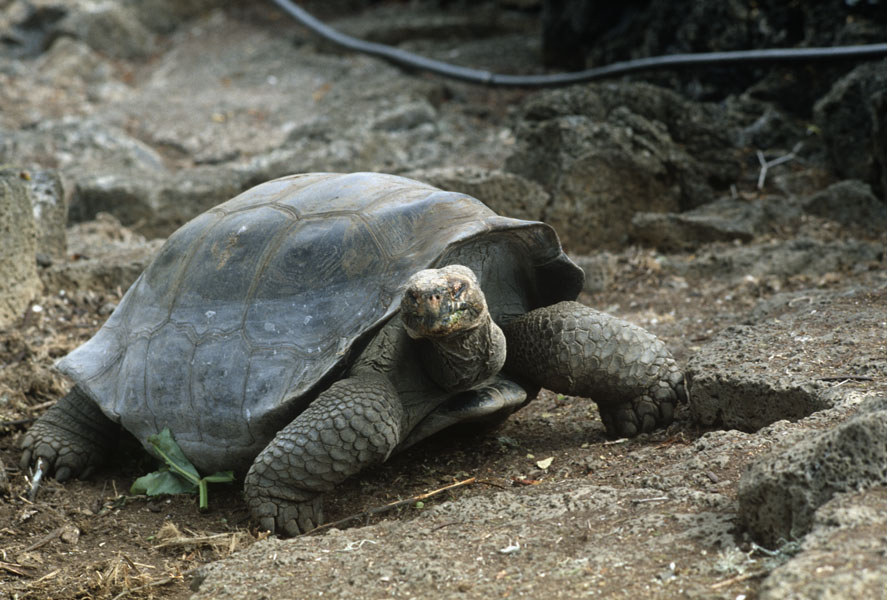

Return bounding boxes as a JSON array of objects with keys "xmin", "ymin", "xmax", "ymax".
[{"xmin": 1, "ymin": 1, "xmax": 886, "ymax": 599}]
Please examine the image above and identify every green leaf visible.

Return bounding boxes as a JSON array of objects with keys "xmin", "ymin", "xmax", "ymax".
[
  {"xmin": 133, "ymin": 429, "xmax": 236, "ymax": 509},
  {"xmin": 131, "ymin": 468, "xmax": 197, "ymax": 496},
  {"xmin": 146, "ymin": 428, "xmax": 200, "ymax": 485}
]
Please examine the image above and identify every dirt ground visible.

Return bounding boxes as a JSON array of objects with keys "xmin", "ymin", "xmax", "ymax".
[{"xmin": 2, "ymin": 209, "xmax": 882, "ymax": 599}]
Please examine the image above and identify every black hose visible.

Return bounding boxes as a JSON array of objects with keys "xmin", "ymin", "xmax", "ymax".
[{"xmin": 269, "ymin": 0, "xmax": 887, "ymax": 88}]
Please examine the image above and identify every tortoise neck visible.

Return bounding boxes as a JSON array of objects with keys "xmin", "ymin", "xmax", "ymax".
[{"xmin": 419, "ymin": 312, "xmax": 506, "ymax": 393}]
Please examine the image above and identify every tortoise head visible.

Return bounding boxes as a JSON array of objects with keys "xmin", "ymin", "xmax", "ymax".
[{"xmin": 401, "ymin": 265, "xmax": 488, "ymax": 339}]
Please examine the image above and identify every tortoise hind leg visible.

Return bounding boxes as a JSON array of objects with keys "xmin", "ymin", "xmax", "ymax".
[
  {"xmin": 502, "ymin": 301, "xmax": 686, "ymax": 438},
  {"xmin": 20, "ymin": 386, "xmax": 119, "ymax": 481},
  {"xmin": 245, "ymin": 374, "xmax": 404, "ymax": 536}
]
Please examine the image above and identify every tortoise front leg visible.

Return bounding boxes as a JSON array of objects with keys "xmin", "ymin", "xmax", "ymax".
[
  {"xmin": 502, "ymin": 301, "xmax": 686, "ymax": 437},
  {"xmin": 20, "ymin": 386, "xmax": 119, "ymax": 481},
  {"xmin": 244, "ymin": 374, "xmax": 404, "ymax": 536}
]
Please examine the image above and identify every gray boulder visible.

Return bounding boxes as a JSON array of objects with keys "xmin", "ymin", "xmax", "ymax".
[
  {"xmin": 12, "ymin": 169, "xmax": 68, "ymax": 261},
  {"xmin": 0, "ymin": 170, "xmax": 40, "ymax": 326},
  {"xmin": 124, "ymin": 0, "xmax": 219, "ymax": 33},
  {"xmin": 630, "ymin": 195, "xmax": 798, "ymax": 251},
  {"xmin": 814, "ymin": 58, "xmax": 887, "ymax": 199},
  {"xmin": 738, "ymin": 399, "xmax": 887, "ymax": 547},
  {"xmin": 40, "ymin": 214, "xmax": 161, "ymax": 294},
  {"xmin": 54, "ymin": 2, "xmax": 156, "ymax": 60},
  {"xmin": 801, "ymin": 179, "xmax": 887, "ymax": 231},
  {"xmin": 33, "ymin": 37, "xmax": 130, "ymax": 104},
  {"xmin": 505, "ymin": 83, "xmax": 740, "ymax": 252},
  {"xmin": 688, "ymin": 326, "xmax": 830, "ymax": 433},
  {"xmin": 759, "ymin": 486, "xmax": 887, "ymax": 599},
  {"xmin": 71, "ymin": 167, "xmax": 248, "ymax": 239},
  {"xmin": 405, "ymin": 166, "xmax": 550, "ymax": 222},
  {"xmin": 0, "ymin": 118, "xmax": 166, "ymax": 181},
  {"xmin": 687, "ymin": 286, "xmax": 887, "ymax": 433},
  {"xmin": 70, "ymin": 172, "xmax": 162, "ymax": 228}
]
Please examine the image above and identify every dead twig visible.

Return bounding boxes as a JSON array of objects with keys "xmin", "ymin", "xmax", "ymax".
[
  {"xmin": 110, "ymin": 576, "xmax": 176, "ymax": 600},
  {"xmin": 27, "ymin": 400, "xmax": 57, "ymax": 413},
  {"xmin": 602, "ymin": 438, "xmax": 628, "ymax": 446},
  {"xmin": 307, "ymin": 477, "xmax": 477, "ymax": 535},
  {"xmin": 757, "ymin": 142, "xmax": 803, "ymax": 190},
  {"xmin": 30, "ymin": 568, "xmax": 60, "ymax": 584},
  {"xmin": 153, "ymin": 531, "xmax": 243, "ymax": 551},
  {"xmin": 24, "ymin": 525, "xmax": 64, "ymax": 552},
  {"xmin": 0, "ymin": 560, "xmax": 35, "ymax": 577},
  {"xmin": 710, "ymin": 570, "xmax": 766, "ymax": 589},
  {"xmin": 630, "ymin": 496, "xmax": 669, "ymax": 504},
  {"xmin": 818, "ymin": 376, "xmax": 874, "ymax": 382}
]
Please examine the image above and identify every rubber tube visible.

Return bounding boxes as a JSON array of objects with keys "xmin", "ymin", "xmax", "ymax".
[{"xmin": 269, "ymin": 0, "xmax": 887, "ymax": 88}]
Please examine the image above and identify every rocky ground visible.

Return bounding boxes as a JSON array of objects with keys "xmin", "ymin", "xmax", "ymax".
[{"xmin": 1, "ymin": 1, "xmax": 886, "ymax": 599}]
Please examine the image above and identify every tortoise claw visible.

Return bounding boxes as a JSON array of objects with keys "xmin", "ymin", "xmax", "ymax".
[
  {"xmin": 246, "ymin": 486, "xmax": 323, "ymax": 536},
  {"xmin": 19, "ymin": 388, "xmax": 118, "ymax": 492},
  {"xmin": 598, "ymin": 393, "xmax": 676, "ymax": 438}
]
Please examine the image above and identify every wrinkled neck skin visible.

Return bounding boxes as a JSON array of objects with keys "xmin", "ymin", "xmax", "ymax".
[{"xmin": 419, "ymin": 312, "xmax": 506, "ymax": 393}]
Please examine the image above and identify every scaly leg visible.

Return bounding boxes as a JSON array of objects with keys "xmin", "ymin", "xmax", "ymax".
[
  {"xmin": 502, "ymin": 301, "xmax": 686, "ymax": 437},
  {"xmin": 20, "ymin": 386, "xmax": 119, "ymax": 481},
  {"xmin": 244, "ymin": 374, "xmax": 404, "ymax": 536}
]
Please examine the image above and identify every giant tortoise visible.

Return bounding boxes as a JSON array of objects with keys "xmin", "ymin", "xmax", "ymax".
[{"xmin": 21, "ymin": 172, "xmax": 686, "ymax": 536}]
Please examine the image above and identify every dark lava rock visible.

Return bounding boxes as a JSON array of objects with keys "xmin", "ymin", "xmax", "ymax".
[
  {"xmin": 505, "ymin": 82, "xmax": 740, "ymax": 252},
  {"xmin": 814, "ymin": 58, "xmax": 887, "ymax": 199},
  {"xmin": 739, "ymin": 401, "xmax": 887, "ymax": 547}
]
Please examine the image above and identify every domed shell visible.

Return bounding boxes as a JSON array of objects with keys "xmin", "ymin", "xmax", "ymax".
[{"xmin": 57, "ymin": 172, "xmax": 583, "ymax": 471}]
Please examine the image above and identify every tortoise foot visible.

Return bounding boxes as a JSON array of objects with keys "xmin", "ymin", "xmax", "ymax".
[
  {"xmin": 598, "ymin": 383, "xmax": 680, "ymax": 438},
  {"xmin": 244, "ymin": 475, "xmax": 323, "ymax": 536},
  {"xmin": 20, "ymin": 387, "xmax": 117, "ymax": 481}
]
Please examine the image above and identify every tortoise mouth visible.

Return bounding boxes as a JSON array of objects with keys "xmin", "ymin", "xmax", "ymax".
[{"xmin": 401, "ymin": 266, "xmax": 486, "ymax": 339}]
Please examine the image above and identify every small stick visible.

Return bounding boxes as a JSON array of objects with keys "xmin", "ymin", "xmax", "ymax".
[
  {"xmin": 307, "ymin": 477, "xmax": 476, "ymax": 535},
  {"xmin": 111, "ymin": 576, "xmax": 176, "ymax": 600},
  {"xmin": 630, "ymin": 496, "xmax": 669, "ymax": 504},
  {"xmin": 710, "ymin": 570, "xmax": 765, "ymax": 589},
  {"xmin": 0, "ymin": 560, "xmax": 33, "ymax": 577},
  {"xmin": 757, "ymin": 142, "xmax": 803, "ymax": 190},
  {"xmin": 24, "ymin": 526, "xmax": 63, "ymax": 552},
  {"xmin": 603, "ymin": 438, "xmax": 628, "ymax": 446},
  {"xmin": 152, "ymin": 532, "xmax": 239, "ymax": 550},
  {"xmin": 817, "ymin": 376, "xmax": 874, "ymax": 382},
  {"xmin": 26, "ymin": 400, "xmax": 57, "ymax": 412},
  {"xmin": 31, "ymin": 568, "xmax": 60, "ymax": 584}
]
